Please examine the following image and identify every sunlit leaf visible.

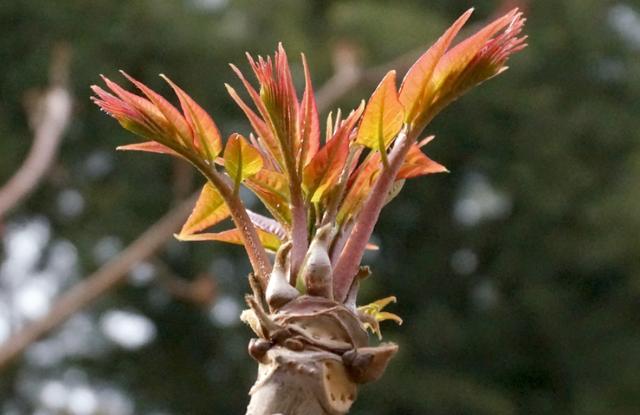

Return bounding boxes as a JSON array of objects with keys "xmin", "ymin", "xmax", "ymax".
[
  {"xmin": 178, "ymin": 228, "xmax": 282, "ymax": 252},
  {"xmin": 431, "ymin": 9, "xmax": 525, "ymax": 94},
  {"xmin": 92, "ymin": 82, "xmax": 164, "ymax": 139},
  {"xmin": 303, "ymin": 103, "xmax": 364, "ymax": 203},
  {"xmin": 358, "ymin": 296, "xmax": 403, "ymax": 340},
  {"xmin": 399, "ymin": 9, "xmax": 473, "ymax": 126},
  {"xmin": 356, "ymin": 70, "xmax": 404, "ymax": 159},
  {"xmin": 225, "ymin": 83, "xmax": 282, "ymax": 168},
  {"xmin": 299, "ymin": 53, "xmax": 320, "ymax": 169},
  {"xmin": 177, "ymin": 183, "xmax": 230, "ymax": 237},
  {"xmin": 224, "ymin": 133, "xmax": 264, "ymax": 192},
  {"xmin": 383, "ymin": 179, "xmax": 405, "ymax": 206},
  {"xmin": 161, "ymin": 74, "xmax": 222, "ymax": 160},
  {"xmin": 396, "ymin": 143, "xmax": 448, "ymax": 179},
  {"xmin": 245, "ymin": 169, "xmax": 292, "ymax": 224},
  {"xmin": 116, "ymin": 141, "xmax": 181, "ymax": 157},
  {"xmin": 120, "ymin": 71, "xmax": 193, "ymax": 147}
]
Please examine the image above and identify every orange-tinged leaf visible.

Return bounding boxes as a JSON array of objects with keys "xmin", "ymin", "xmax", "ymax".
[
  {"xmin": 93, "ymin": 81, "xmax": 165, "ymax": 138},
  {"xmin": 248, "ymin": 168, "xmax": 290, "ymax": 199},
  {"xmin": 245, "ymin": 168, "xmax": 291, "ymax": 224},
  {"xmin": 431, "ymin": 9, "xmax": 520, "ymax": 90},
  {"xmin": 299, "ymin": 53, "xmax": 320, "ymax": 169},
  {"xmin": 356, "ymin": 70, "xmax": 404, "ymax": 155},
  {"xmin": 245, "ymin": 45, "xmax": 300, "ymax": 181},
  {"xmin": 120, "ymin": 71, "xmax": 193, "ymax": 147},
  {"xmin": 161, "ymin": 74, "xmax": 222, "ymax": 160},
  {"xmin": 303, "ymin": 103, "xmax": 364, "ymax": 203},
  {"xmin": 396, "ymin": 144, "xmax": 448, "ymax": 179},
  {"xmin": 178, "ymin": 183, "xmax": 230, "ymax": 237},
  {"xmin": 116, "ymin": 141, "xmax": 180, "ymax": 157},
  {"xmin": 224, "ymin": 133, "xmax": 264, "ymax": 192},
  {"xmin": 225, "ymin": 83, "xmax": 282, "ymax": 168},
  {"xmin": 337, "ymin": 153, "xmax": 381, "ymax": 223},
  {"xmin": 426, "ymin": 10, "xmax": 526, "ymax": 119},
  {"xmin": 178, "ymin": 228, "xmax": 282, "ymax": 252},
  {"xmin": 399, "ymin": 8, "xmax": 473, "ymax": 125}
]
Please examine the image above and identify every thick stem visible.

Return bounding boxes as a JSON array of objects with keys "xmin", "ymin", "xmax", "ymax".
[
  {"xmin": 289, "ymin": 184, "xmax": 308, "ymax": 283},
  {"xmin": 246, "ymin": 348, "xmax": 351, "ymax": 415},
  {"xmin": 242, "ymin": 293, "xmax": 399, "ymax": 415},
  {"xmin": 332, "ymin": 128, "xmax": 412, "ymax": 301}
]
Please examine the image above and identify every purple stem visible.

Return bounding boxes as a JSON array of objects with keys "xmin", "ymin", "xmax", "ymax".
[{"xmin": 332, "ymin": 128, "xmax": 412, "ymax": 301}]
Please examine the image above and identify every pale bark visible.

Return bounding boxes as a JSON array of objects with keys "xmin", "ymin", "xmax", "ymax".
[
  {"xmin": 246, "ymin": 348, "xmax": 354, "ymax": 415},
  {"xmin": 242, "ymin": 294, "xmax": 397, "ymax": 415}
]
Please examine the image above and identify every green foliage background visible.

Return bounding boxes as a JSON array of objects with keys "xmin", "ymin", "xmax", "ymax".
[{"xmin": 1, "ymin": 0, "xmax": 640, "ymax": 413}]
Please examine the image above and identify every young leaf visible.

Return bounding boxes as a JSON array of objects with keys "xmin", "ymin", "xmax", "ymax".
[
  {"xmin": 119, "ymin": 71, "xmax": 193, "ymax": 147},
  {"xmin": 116, "ymin": 141, "xmax": 181, "ymax": 157},
  {"xmin": 299, "ymin": 53, "xmax": 321, "ymax": 169},
  {"xmin": 161, "ymin": 74, "xmax": 223, "ymax": 160},
  {"xmin": 303, "ymin": 103, "xmax": 364, "ymax": 203},
  {"xmin": 245, "ymin": 169, "xmax": 292, "ymax": 224},
  {"xmin": 399, "ymin": 8, "xmax": 473, "ymax": 127},
  {"xmin": 225, "ymin": 83, "xmax": 282, "ymax": 168},
  {"xmin": 429, "ymin": 9, "xmax": 526, "ymax": 113},
  {"xmin": 224, "ymin": 133, "xmax": 264, "ymax": 193},
  {"xmin": 177, "ymin": 183, "xmax": 230, "ymax": 237},
  {"xmin": 356, "ymin": 70, "xmax": 404, "ymax": 164},
  {"xmin": 358, "ymin": 296, "xmax": 403, "ymax": 340},
  {"xmin": 178, "ymin": 228, "xmax": 282, "ymax": 252},
  {"xmin": 337, "ymin": 153, "xmax": 381, "ymax": 223},
  {"xmin": 396, "ymin": 143, "xmax": 448, "ymax": 179},
  {"xmin": 92, "ymin": 83, "xmax": 164, "ymax": 139}
]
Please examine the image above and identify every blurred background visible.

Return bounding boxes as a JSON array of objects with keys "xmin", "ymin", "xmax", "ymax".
[{"xmin": 1, "ymin": 0, "xmax": 640, "ymax": 413}]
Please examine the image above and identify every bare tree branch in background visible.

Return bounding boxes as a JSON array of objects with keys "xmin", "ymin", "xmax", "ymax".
[
  {"xmin": 0, "ymin": 194, "xmax": 196, "ymax": 369},
  {"xmin": 0, "ymin": 0, "xmax": 527, "ymax": 369},
  {"xmin": 0, "ymin": 44, "xmax": 73, "ymax": 221},
  {"xmin": 152, "ymin": 258, "xmax": 218, "ymax": 308}
]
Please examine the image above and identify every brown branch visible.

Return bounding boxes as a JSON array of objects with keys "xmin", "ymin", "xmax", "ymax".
[
  {"xmin": 0, "ymin": 193, "xmax": 197, "ymax": 370},
  {"xmin": 0, "ymin": 44, "xmax": 73, "ymax": 221}
]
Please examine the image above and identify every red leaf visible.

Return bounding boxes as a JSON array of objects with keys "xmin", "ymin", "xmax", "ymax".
[
  {"xmin": 299, "ymin": 53, "xmax": 321, "ymax": 169},
  {"xmin": 160, "ymin": 74, "xmax": 223, "ymax": 160},
  {"xmin": 303, "ymin": 103, "xmax": 364, "ymax": 203},
  {"xmin": 225, "ymin": 83, "xmax": 282, "ymax": 168},
  {"xmin": 429, "ymin": 9, "xmax": 527, "ymax": 115},
  {"xmin": 116, "ymin": 141, "xmax": 180, "ymax": 157},
  {"xmin": 338, "ymin": 153, "xmax": 381, "ymax": 223},
  {"xmin": 120, "ymin": 71, "xmax": 193, "ymax": 147},
  {"xmin": 399, "ymin": 8, "xmax": 473, "ymax": 126}
]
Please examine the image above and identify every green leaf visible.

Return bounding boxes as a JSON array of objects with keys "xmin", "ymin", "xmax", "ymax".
[
  {"xmin": 177, "ymin": 183, "xmax": 230, "ymax": 237},
  {"xmin": 224, "ymin": 133, "xmax": 264, "ymax": 193}
]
